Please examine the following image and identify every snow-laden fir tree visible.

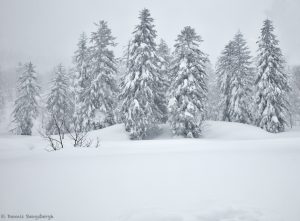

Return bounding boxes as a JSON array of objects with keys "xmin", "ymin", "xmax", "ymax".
[
  {"xmin": 288, "ymin": 66, "xmax": 300, "ymax": 126},
  {"xmin": 74, "ymin": 32, "xmax": 90, "ymax": 92},
  {"xmin": 157, "ymin": 39, "xmax": 172, "ymax": 122},
  {"xmin": 216, "ymin": 31, "xmax": 254, "ymax": 124},
  {"xmin": 68, "ymin": 67, "xmax": 78, "ymax": 112},
  {"xmin": 255, "ymin": 19, "xmax": 290, "ymax": 133},
  {"xmin": 216, "ymin": 41, "xmax": 234, "ymax": 122},
  {"xmin": 72, "ymin": 32, "xmax": 90, "ymax": 130},
  {"xmin": 114, "ymin": 40, "xmax": 133, "ymax": 124},
  {"xmin": 157, "ymin": 39, "xmax": 172, "ymax": 85},
  {"xmin": 46, "ymin": 64, "xmax": 74, "ymax": 135},
  {"xmin": 12, "ymin": 62, "xmax": 40, "ymax": 135},
  {"xmin": 79, "ymin": 21, "xmax": 118, "ymax": 129},
  {"xmin": 120, "ymin": 8, "xmax": 166, "ymax": 139},
  {"xmin": 168, "ymin": 26, "xmax": 208, "ymax": 138},
  {"xmin": 206, "ymin": 63, "xmax": 220, "ymax": 120}
]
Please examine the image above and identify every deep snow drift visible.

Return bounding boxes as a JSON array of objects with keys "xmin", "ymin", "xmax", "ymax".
[{"xmin": 0, "ymin": 121, "xmax": 300, "ymax": 221}]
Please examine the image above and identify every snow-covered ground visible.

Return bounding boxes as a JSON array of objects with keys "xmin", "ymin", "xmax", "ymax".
[{"xmin": 0, "ymin": 121, "xmax": 300, "ymax": 221}]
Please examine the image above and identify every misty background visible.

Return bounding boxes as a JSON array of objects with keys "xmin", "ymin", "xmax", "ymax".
[{"xmin": 0, "ymin": 0, "xmax": 299, "ymax": 76}]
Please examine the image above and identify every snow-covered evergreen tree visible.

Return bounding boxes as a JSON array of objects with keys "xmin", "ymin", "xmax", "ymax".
[
  {"xmin": 114, "ymin": 40, "xmax": 132, "ymax": 124},
  {"xmin": 74, "ymin": 32, "xmax": 90, "ymax": 92},
  {"xmin": 68, "ymin": 67, "xmax": 77, "ymax": 112},
  {"xmin": 168, "ymin": 26, "xmax": 208, "ymax": 138},
  {"xmin": 216, "ymin": 31, "xmax": 254, "ymax": 124},
  {"xmin": 12, "ymin": 62, "xmax": 40, "ymax": 135},
  {"xmin": 287, "ymin": 66, "xmax": 300, "ymax": 126},
  {"xmin": 80, "ymin": 21, "xmax": 118, "ymax": 129},
  {"xmin": 46, "ymin": 64, "xmax": 74, "ymax": 135},
  {"xmin": 72, "ymin": 33, "xmax": 90, "ymax": 131},
  {"xmin": 157, "ymin": 39, "xmax": 172, "ymax": 122},
  {"xmin": 206, "ymin": 63, "xmax": 220, "ymax": 120},
  {"xmin": 120, "ymin": 8, "xmax": 166, "ymax": 139},
  {"xmin": 216, "ymin": 40, "xmax": 235, "ymax": 122},
  {"xmin": 157, "ymin": 39, "xmax": 172, "ymax": 84},
  {"xmin": 255, "ymin": 19, "xmax": 290, "ymax": 133}
]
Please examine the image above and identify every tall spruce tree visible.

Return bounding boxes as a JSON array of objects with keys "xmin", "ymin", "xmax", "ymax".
[
  {"xmin": 12, "ymin": 62, "xmax": 40, "ymax": 135},
  {"xmin": 206, "ymin": 63, "xmax": 220, "ymax": 120},
  {"xmin": 73, "ymin": 32, "xmax": 90, "ymax": 130},
  {"xmin": 289, "ymin": 66, "xmax": 300, "ymax": 125},
  {"xmin": 216, "ymin": 31, "xmax": 254, "ymax": 124},
  {"xmin": 255, "ymin": 19, "xmax": 290, "ymax": 133},
  {"xmin": 216, "ymin": 40, "xmax": 235, "ymax": 122},
  {"xmin": 157, "ymin": 39, "xmax": 172, "ymax": 122},
  {"xmin": 46, "ymin": 64, "xmax": 74, "ymax": 135},
  {"xmin": 168, "ymin": 26, "xmax": 208, "ymax": 138},
  {"xmin": 114, "ymin": 40, "xmax": 132, "ymax": 124},
  {"xmin": 74, "ymin": 32, "xmax": 90, "ymax": 93},
  {"xmin": 120, "ymin": 8, "xmax": 166, "ymax": 139},
  {"xmin": 80, "ymin": 21, "xmax": 118, "ymax": 129},
  {"xmin": 157, "ymin": 39, "xmax": 172, "ymax": 85}
]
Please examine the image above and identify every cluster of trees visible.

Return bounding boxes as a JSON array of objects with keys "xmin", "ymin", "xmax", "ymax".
[
  {"xmin": 9, "ymin": 8, "xmax": 300, "ymax": 140},
  {"xmin": 214, "ymin": 20, "xmax": 292, "ymax": 133}
]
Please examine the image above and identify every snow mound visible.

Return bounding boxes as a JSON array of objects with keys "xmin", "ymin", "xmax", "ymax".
[
  {"xmin": 87, "ymin": 120, "xmax": 274, "ymax": 141},
  {"xmin": 0, "ymin": 121, "xmax": 297, "ymax": 157},
  {"xmin": 88, "ymin": 123, "xmax": 130, "ymax": 141},
  {"xmin": 202, "ymin": 121, "xmax": 273, "ymax": 140}
]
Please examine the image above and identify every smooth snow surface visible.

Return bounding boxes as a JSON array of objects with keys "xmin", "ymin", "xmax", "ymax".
[{"xmin": 0, "ymin": 121, "xmax": 300, "ymax": 221}]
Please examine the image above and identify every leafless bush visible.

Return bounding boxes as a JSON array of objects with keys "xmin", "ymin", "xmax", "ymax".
[
  {"xmin": 65, "ymin": 115, "xmax": 100, "ymax": 148},
  {"xmin": 65, "ymin": 116, "xmax": 88, "ymax": 147},
  {"xmin": 39, "ymin": 113, "xmax": 101, "ymax": 150},
  {"xmin": 39, "ymin": 115, "xmax": 65, "ymax": 151}
]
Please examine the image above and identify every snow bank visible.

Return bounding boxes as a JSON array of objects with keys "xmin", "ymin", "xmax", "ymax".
[{"xmin": 202, "ymin": 120, "xmax": 274, "ymax": 140}]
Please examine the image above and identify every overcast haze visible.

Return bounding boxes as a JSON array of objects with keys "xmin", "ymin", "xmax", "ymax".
[{"xmin": 0, "ymin": 0, "xmax": 299, "ymax": 74}]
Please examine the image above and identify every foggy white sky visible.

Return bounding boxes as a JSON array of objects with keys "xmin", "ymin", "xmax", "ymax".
[{"xmin": 0, "ymin": 0, "xmax": 299, "ymax": 74}]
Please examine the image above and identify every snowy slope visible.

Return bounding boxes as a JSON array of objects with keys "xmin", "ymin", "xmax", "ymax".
[{"xmin": 0, "ymin": 121, "xmax": 300, "ymax": 221}]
